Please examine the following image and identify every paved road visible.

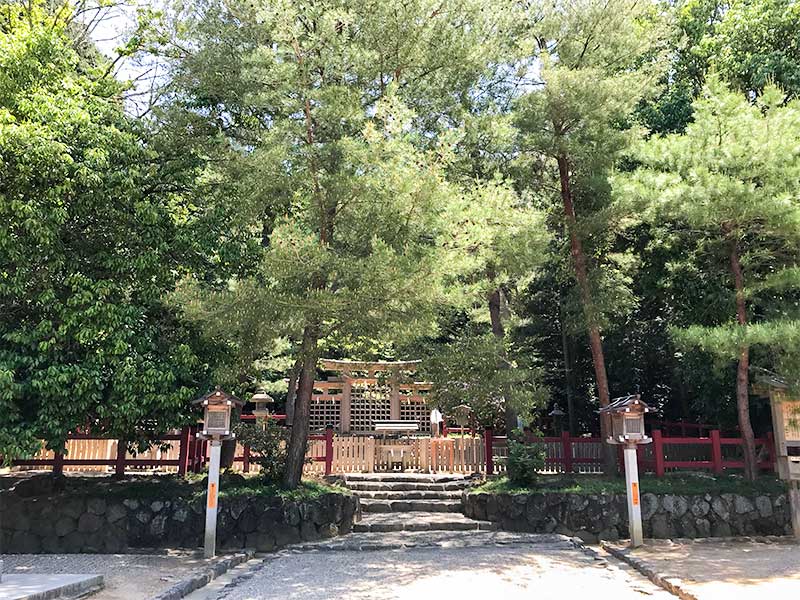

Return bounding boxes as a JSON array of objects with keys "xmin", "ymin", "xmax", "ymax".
[{"xmin": 199, "ymin": 534, "xmax": 672, "ymax": 600}]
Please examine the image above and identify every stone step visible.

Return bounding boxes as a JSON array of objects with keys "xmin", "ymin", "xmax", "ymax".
[
  {"xmin": 343, "ymin": 473, "xmax": 474, "ymax": 483},
  {"xmin": 354, "ymin": 490, "xmax": 464, "ymax": 500},
  {"xmin": 360, "ymin": 499, "xmax": 463, "ymax": 513},
  {"xmin": 353, "ymin": 512, "xmax": 497, "ymax": 533},
  {"xmin": 345, "ymin": 481, "xmax": 472, "ymax": 492}
]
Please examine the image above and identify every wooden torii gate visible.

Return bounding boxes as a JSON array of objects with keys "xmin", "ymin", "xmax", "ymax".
[{"xmin": 310, "ymin": 359, "xmax": 432, "ymax": 434}]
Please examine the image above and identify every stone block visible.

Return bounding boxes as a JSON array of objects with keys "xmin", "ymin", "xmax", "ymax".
[
  {"xmin": 711, "ymin": 521, "xmax": 732, "ymax": 537},
  {"xmin": 734, "ymin": 495, "xmax": 755, "ymax": 514},
  {"xmin": 87, "ymin": 498, "xmax": 107, "ymax": 515},
  {"xmin": 711, "ymin": 496, "xmax": 729, "ymax": 520},
  {"xmin": 641, "ymin": 494, "xmax": 659, "ymax": 520},
  {"xmin": 54, "ymin": 516, "xmax": 77, "ymax": 537},
  {"xmin": 690, "ymin": 497, "xmax": 710, "ymax": 518},
  {"xmin": 755, "ymin": 496, "xmax": 773, "ymax": 518},
  {"xmin": 598, "ymin": 527, "xmax": 619, "ymax": 541},
  {"xmin": 574, "ymin": 530, "xmax": 598, "ymax": 544},
  {"xmin": 11, "ymin": 530, "xmax": 41, "ymax": 553},
  {"xmin": 106, "ymin": 503, "xmax": 127, "ymax": 523},
  {"xmin": 650, "ymin": 513, "xmax": 674, "ymax": 539},
  {"xmin": 149, "ymin": 514, "xmax": 167, "ymax": 537},
  {"xmin": 695, "ymin": 518, "xmax": 711, "ymax": 537},
  {"xmin": 78, "ymin": 513, "xmax": 104, "ymax": 533}
]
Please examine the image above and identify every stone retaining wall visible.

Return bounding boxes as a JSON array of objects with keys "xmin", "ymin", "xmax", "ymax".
[
  {"xmin": 463, "ymin": 490, "xmax": 790, "ymax": 542},
  {"xmin": 0, "ymin": 480, "xmax": 359, "ymax": 554}
]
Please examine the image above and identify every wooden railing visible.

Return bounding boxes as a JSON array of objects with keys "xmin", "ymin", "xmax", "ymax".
[
  {"xmin": 10, "ymin": 426, "xmax": 776, "ymax": 478},
  {"xmin": 483, "ymin": 429, "xmax": 776, "ymax": 477}
]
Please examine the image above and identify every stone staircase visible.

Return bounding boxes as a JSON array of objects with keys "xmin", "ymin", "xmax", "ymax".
[{"xmin": 342, "ymin": 473, "xmax": 497, "ymax": 533}]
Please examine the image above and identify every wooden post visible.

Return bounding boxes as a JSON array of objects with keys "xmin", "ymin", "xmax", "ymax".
[
  {"xmin": 653, "ymin": 430, "xmax": 665, "ymax": 477},
  {"xmin": 53, "ymin": 449, "xmax": 64, "ymax": 477},
  {"xmin": 766, "ymin": 431, "xmax": 775, "ymax": 472},
  {"xmin": 561, "ymin": 431, "xmax": 573, "ymax": 474},
  {"xmin": 484, "ymin": 427, "xmax": 494, "ymax": 476},
  {"xmin": 790, "ymin": 481, "xmax": 800, "ymax": 540},
  {"xmin": 324, "ymin": 425, "xmax": 334, "ymax": 476},
  {"xmin": 710, "ymin": 429, "xmax": 723, "ymax": 474},
  {"xmin": 114, "ymin": 440, "xmax": 126, "ymax": 478},
  {"xmin": 178, "ymin": 427, "xmax": 191, "ymax": 477},
  {"xmin": 242, "ymin": 444, "xmax": 251, "ymax": 473},
  {"xmin": 341, "ymin": 377, "xmax": 352, "ymax": 433},
  {"xmin": 389, "ymin": 368, "xmax": 400, "ymax": 421}
]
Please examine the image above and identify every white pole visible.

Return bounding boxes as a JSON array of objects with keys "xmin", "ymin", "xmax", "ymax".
[
  {"xmin": 623, "ymin": 444, "xmax": 643, "ymax": 547},
  {"xmin": 205, "ymin": 440, "xmax": 222, "ymax": 558}
]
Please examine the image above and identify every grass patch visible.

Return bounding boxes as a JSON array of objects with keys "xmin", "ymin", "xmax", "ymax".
[
  {"xmin": 473, "ymin": 473, "xmax": 786, "ymax": 496},
  {"xmin": 16, "ymin": 473, "xmax": 349, "ymax": 502}
]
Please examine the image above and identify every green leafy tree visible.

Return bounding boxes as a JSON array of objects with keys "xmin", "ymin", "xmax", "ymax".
[
  {"xmin": 714, "ymin": 0, "xmax": 800, "ymax": 98},
  {"xmin": 158, "ymin": 0, "xmax": 511, "ymax": 487},
  {"xmin": 618, "ymin": 80, "xmax": 800, "ymax": 479},
  {"xmin": 513, "ymin": 0, "xmax": 669, "ymax": 472},
  {"xmin": 436, "ymin": 179, "xmax": 550, "ymax": 430},
  {"xmin": 0, "ymin": 3, "xmax": 213, "ymax": 460}
]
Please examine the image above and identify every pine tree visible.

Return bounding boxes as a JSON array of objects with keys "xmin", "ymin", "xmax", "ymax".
[
  {"xmin": 618, "ymin": 79, "xmax": 800, "ymax": 480},
  {"xmin": 513, "ymin": 0, "xmax": 669, "ymax": 472}
]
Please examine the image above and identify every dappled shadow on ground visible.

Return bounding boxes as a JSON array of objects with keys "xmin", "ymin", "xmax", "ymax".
[
  {"xmin": 231, "ymin": 544, "xmax": 669, "ymax": 600},
  {"xmin": 630, "ymin": 540, "xmax": 800, "ymax": 599}
]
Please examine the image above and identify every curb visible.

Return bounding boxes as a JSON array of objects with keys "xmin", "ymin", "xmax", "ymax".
[
  {"xmin": 600, "ymin": 542, "xmax": 697, "ymax": 600},
  {"xmin": 149, "ymin": 551, "xmax": 255, "ymax": 600}
]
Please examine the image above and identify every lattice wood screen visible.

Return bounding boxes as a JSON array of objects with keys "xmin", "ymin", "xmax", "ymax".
[
  {"xmin": 350, "ymin": 384, "xmax": 390, "ymax": 433},
  {"xmin": 309, "ymin": 399, "xmax": 341, "ymax": 431},
  {"xmin": 400, "ymin": 400, "xmax": 431, "ymax": 433}
]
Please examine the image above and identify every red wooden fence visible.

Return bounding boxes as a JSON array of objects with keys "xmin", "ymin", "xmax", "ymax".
[
  {"xmin": 10, "ymin": 416, "xmax": 335, "ymax": 478},
  {"xmin": 485, "ymin": 429, "xmax": 776, "ymax": 477}
]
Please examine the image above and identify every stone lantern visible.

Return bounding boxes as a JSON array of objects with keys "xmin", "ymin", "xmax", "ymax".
[
  {"xmin": 600, "ymin": 394, "xmax": 653, "ymax": 548},
  {"xmin": 251, "ymin": 389, "xmax": 275, "ymax": 421}
]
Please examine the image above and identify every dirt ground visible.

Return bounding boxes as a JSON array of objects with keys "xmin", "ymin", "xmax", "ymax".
[
  {"xmin": 2, "ymin": 551, "xmax": 213, "ymax": 600},
  {"xmin": 620, "ymin": 539, "xmax": 800, "ymax": 600}
]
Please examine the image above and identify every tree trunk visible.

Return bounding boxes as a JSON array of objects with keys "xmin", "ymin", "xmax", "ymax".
[
  {"xmin": 285, "ymin": 358, "xmax": 301, "ymax": 426},
  {"xmin": 560, "ymin": 300, "xmax": 576, "ymax": 436},
  {"xmin": 220, "ymin": 406, "xmax": 240, "ymax": 469},
  {"xmin": 556, "ymin": 154, "xmax": 616, "ymax": 474},
  {"xmin": 283, "ymin": 325, "xmax": 319, "ymax": 489},
  {"xmin": 730, "ymin": 242, "xmax": 758, "ymax": 481},
  {"xmin": 489, "ymin": 286, "xmax": 518, "ymax": 434}
]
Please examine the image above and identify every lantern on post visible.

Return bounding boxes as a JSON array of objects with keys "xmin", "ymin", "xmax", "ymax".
[
  {"xmin": 193, "ymin": 388, "xmax": 243, "ymax": 558},
  {"xmin": 600, "ymin": 394, "xmax": 653, "ymax": 548},
  {"xmin": 549, "ymin": 404, "xmax": 566, "ymax": 435},
  {"xmin": 251, "ymin": 389, "xmax": 275, "ymax": 425}
]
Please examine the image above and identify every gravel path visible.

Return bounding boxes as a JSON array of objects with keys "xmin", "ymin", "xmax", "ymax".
[
  {"xmin": 205, "ymin": 537, "xmax": 673, "ymax": 600},
  {"xmin": 2, "ymin": 551, "xmax": 214, "ymax": 600}
]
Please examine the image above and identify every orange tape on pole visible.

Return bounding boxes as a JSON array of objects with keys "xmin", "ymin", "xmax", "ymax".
[
  {"xmin": 631, "ymin": 482, "xmax": 639, "ymax": 505},
  {"xmin": 208, "ymin": 482, "xmax": 217, "ymax": 509}
]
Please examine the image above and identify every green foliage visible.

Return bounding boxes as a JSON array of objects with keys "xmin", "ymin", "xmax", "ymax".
[
  {"xmin": 474, "ymin": 473, "xmax": 786, "ymax": 496},
  {"xmin": 233, "ymin": 420, "xmax": 290, "ymax": 485},
  {"xmin": 714, "ymin": 0, "xmax": 800, "ymax": 97},
  {"xmin": 0, "ymin": 3, "xmax": 215, "ymax": 459},
  {"xmin": 504, "ymin": 432, "xmax": 546, "ymax": 486},
  {"xmin": 619, "ymin": 79, "xmax": 800, "ymax": 381},
  {"xmin": 423, "ymin": 334, "xmax": 548, "ymax": 427}
]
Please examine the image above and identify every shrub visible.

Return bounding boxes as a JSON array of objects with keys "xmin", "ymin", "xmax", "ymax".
[
  {"xmin": 505, "ymin": 430, "xmax": 545, "ymax": 486},
  {"xmin": 233, "ymin": 419, "xmax": 289, "ymax": 485}
]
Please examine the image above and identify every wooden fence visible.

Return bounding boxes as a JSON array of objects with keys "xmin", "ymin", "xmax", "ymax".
[{"xmin": 11, "ymin": 428, "xmax": 776, "ymax": 478}]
